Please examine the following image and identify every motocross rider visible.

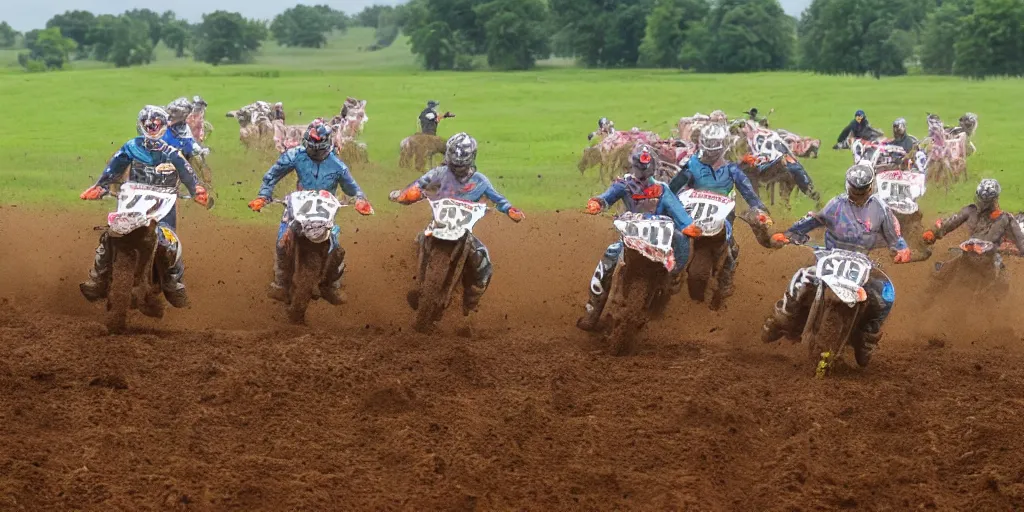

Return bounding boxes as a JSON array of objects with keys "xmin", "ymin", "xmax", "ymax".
[
  {"xmin": 834, "ymin": 109, "xmax": 875, "ymax": 148},
  {"xmin": 79, "ymin": 106, "xmax": 210, "ymax": 307},
  {"xmin": 887, "ymin": 118, "xmax": 917, "ymax": 154},
  {"xmin": 164, "ymin": 97, "xmax": 206, "ymax": 159},
  {"xmin": 418, "ymin": 100, "xmax": 454, "ymax": 136},
  {"xmin": 588, "ymin": 117, "xmax": 616, "ymax": 141},
  {"xmin": 761, "ymin": 163, "xmax": 912, "ymax": 367},
  {"xmin": 922, "ymin": 179, "xmax": 1024, "ymax": 278},
  {"xmin": 389, "ymin": 132, "xmax": 525, "ymax": 317},
  {"xmin": 576, "ymin": 144, "xmax": 702, "ymax": 331},
  {"xmin": 738, "ymin": 125, "xmax": 822, "ymax": 204},
  {"xmin": 669, "ymin": 124, "xmax": 774, "ymax": 308},
  {"xmin": 248, "ymin": 119, "xmax": 375, "ymax": 305}
]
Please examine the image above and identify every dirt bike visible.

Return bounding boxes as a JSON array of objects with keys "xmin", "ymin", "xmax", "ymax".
[
  {"xmin": 786, "ymin": 242, "xmax": 880, "ymax": 377},
  {"xmin": 874, "ymin": 168, "xmax": 931, "ymax": 261},
  {"xmin": 677, "ymin": 188, "xmax": 738, "ymax": 309},
  {"xmin": 412, "ymin": 197, "xmax": 488, "ymax": 333},
  {"xmin": 834, "ymin": 127, "xmax": 886, "ymax": 150},
  {"xmin": 738, "ymin": 123, "xmax": 811, "ymax": 209},
  {"xmin": 926, "ymin": 239, "xmax": 1010, "ymax": 304},
  {"xmin": 269, "ymin": 190, "xmax": 348, "ymax": 323},
  {"xmin": 851, "ymin": 139, "xmax": 924, "ymax": 174},
  {"xmin": 101, "ymin": 183, "xmax": 185, "ymax": 334},
  {"xmin": 602, "ymin": 212, "xmax": 679, "ymax": 356}
]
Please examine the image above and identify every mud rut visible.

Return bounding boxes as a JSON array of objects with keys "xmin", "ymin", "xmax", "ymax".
[{"xmin": 1, "ymin": 204, "xmax": 1023, "ymax": 510}]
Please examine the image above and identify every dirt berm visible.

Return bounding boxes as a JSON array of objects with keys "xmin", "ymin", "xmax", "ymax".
[{"xmin": 1, "ymin": 205, "xmax": 1022, "ymax": 510}]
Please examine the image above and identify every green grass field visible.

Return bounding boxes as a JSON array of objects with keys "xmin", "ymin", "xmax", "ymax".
[{"xmin": 1, "ymin": 27, "xmax": 1021, "ymax": 222}]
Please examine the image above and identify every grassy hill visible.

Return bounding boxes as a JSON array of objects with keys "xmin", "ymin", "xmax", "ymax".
[{"xmin": 0, "ymin": 28, "xmax": 1019, "ymax": 220}]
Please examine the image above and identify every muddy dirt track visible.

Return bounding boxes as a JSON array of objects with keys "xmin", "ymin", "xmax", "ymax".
[{"xmin": 2, "ymin": 203, "xmax": 1023, "ymax": 511}]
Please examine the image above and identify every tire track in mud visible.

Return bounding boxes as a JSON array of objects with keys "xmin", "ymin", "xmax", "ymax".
[{"xmin": 1, "ymin": 205, "xmax": 1023, "ymax": 510}]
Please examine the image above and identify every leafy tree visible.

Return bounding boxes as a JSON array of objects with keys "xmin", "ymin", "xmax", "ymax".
[
  {"xmin": 638, "ymin": 0, "xmax": 709, "ymax": 68},
  {"xmin": 954, "ymin": 0, "xmax": 1024, "ymax": 77},
  {"xmin": 45, "ymin": 11, "xmax": 95, "ymax": 50},
  {"xmin": 920, "ymin": 0, "xmax": 973, "ymax": 74},
  {"xmin": 271, "ymin": 5, "xmax": 344, "ymax": 48},
  {"xmin": 356, "ymin": 5, "xmax": 394, "ymax": 27},
  {"xmin": 404, "ymin": 0, "xmax": 489, "ymax": 69},
  {"xmin": 193, "ymin": 11, "xmax": 268, "ymax": 65},
  {"xmin": 162, "ymin": 19, "xmax": 192, "ymax": 58},
  {"xmin": 701, "ymin": 0, "xmax": 793, "ymax": 72},
  {"xmin": 0, "ymin": 21, "xmax": 19, "ymax": 48},
  {"xmin": 798, "ymin": 0, "xmax": 912, "ymax": 76},
  {"xmin": 19, "ymin": 27, "xmax": 76, "ymax": 70},
  {"xmin": 474, "ymin": 0, "xmax": 550, "ymax": 69},
  {"xmin": 550, "ymin": 0, "xmax": 654, "ymax": 67},
  {"xmin": 860, "ymin": 18, "xmax": 911, "ymax": 78},
  {"xmin": 122, "ymin": 9, "xmax": 164, "ymax": 46},
  {"xmin": 108, "ymin": 16, "xmax": 154, "ymax": 67},
  {"xmin": 410, "ymin": 20, "xmax": 458, "ymax": 69},
  {"xmin": 86, "ymin": 15, "xmax": 118, "ymax": 61}
]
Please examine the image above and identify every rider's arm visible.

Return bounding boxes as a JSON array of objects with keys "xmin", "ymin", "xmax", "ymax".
[
  {"xmin": 95, "ymin": 145, "xmax": 133, "ymax": 188},
  {"xmin": 727, "ymin": 163, "xmax": 768, "ymax": 211},
  {"xmin": 594, "ymin": 180, "xmax": 628, "ymax": 208},
  {"xmin": 933, "ymin": 206, "xmax": 973, "ymax": 239},
  {"xmin": 786, "ymin": 198, "xmax": 836, "ymax": 237},
  {"xmin": 655, "ymin": 184, "xmax": 695, "ymax": 229},
  {"xmin": 256, "ymin": 149, "xmax": 298, "ymax": 199},
  {"xmin": 837, "ymin": 121, "xmax": 855, "ymax": 143},
  {"xmin": 169, "ymin": 150, "xmax": 199, "ymax": 196},
  {"xmin": 667, "ymin": 163, "xmax": 693, "ymax": 195},
  {"xmin": 478, "ymin": 175, "xmax": 513, "ymax": 214},
  {"xmin": 879, "ymin": 203, "xmax": 910, "ymax": 252},
  {"xmin": 393, "ymin": 167, "xmax": 442, "ymax": 204},
  {"xmin": 1004, "ymin": 214, "xmax": 1024, "ymax": 254},
  {"xmin": 334, "ymin": 160, "xmax": 366, "ymax": 199}
]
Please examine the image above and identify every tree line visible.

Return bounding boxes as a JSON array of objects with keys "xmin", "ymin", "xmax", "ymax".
[
  {"xmin": 3, "ymin": 5, "xmax": 349, "ymax": 71},
  {"xmin": 365, "ymin": 0, "xmax": 1023, "ymax": 77},
  {"xmin": 5, "ymin": 0, "xmax": 1022, "ymax": 77}
]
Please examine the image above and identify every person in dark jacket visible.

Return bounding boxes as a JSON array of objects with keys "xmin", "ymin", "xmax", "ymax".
[
  {"xmin": 418, "ymin": 100, "xmax": 455, "ymax": 136},
  {"xmin": 834, "ymin": 110, "xmax": 878, "ymax": 148}
]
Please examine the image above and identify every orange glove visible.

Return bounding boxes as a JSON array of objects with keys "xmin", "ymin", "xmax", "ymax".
[
  {"xmin": 508, "ymin": 207, "xmax": 525, "ymax": 222},
  {"xmin": 389, "ymin": 186, "xmax": 423, "ymax": 204},
  {"xmin": 193, "ymin": 185, "xmax": 209, "ymax": 207},
  {"xmin": 922, "ymin": 230, "xmax": 936, "ymax": 244},
  {"xmin": 757, "ymin": 211, "xmax": 773, "ymax": 227},
  {"xmin": 354, "ymin": 197, "xmax": 374, "ymax": 215},
  {"xmin": 80, "ymin": 185, "xmax": 105, "ymax": 200},
  {"xmin": 741, "ymin": 154, "xmax": 758, "ymax": 166},
  {"xmin": 682, "ymin": 224, "xmax": 703, "ymax": 238},
  {"xmin": 248, "ymin": 197, "xmax": 269, "ymax": 212},
  {"xmin": 894, "ymin": 248, "xmax": 911, "ymax": 264},
  {"xmin": 585, "ymin": 199, "xmax": 603, "ymax": 214},
  {"xmin": 771, "ymin": 233, "xmax": 790, "ymax": 247}
]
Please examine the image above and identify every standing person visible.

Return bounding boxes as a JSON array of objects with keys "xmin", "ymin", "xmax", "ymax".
[{"xmin": 419, "ymin": 100, "xmax": 455, "ymax": 136}]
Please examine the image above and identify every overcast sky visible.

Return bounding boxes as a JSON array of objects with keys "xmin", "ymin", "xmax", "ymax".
[{"xmin": 6, "ymin": 0, "xmax": 812, "ymax": 32}]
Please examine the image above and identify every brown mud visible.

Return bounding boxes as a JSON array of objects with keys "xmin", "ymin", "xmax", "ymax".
[{"xmin": 2, "ymin": 204, "xmax": 1023, "ymax": 510}]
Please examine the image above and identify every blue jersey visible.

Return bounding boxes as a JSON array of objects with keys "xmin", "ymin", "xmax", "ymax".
[
  {"xmin": 96, "ymin": 137, "xmax": 199, "ymax": 194},
  {"xmin": 596, "ymin": 175, "xmax": 695, "ymax": 230},
  {"xmin": 788, "ymin": 195, "xmax": 908, "ymax": 253},
  {"xmin": 408, "ymin": 166, "xmax": 515, "ymax": 213},
  {"xmin": 258, "ymin": 147, "xmax": 365, "ymax": 200},
  {"xmin": 669, "ymin": 154, "xmax": 766, "ymax": 211}
]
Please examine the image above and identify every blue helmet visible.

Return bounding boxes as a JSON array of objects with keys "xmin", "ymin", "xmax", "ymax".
[{"xmin": 302, "ymin": 118, "xmax": 334, "ymax": 161}]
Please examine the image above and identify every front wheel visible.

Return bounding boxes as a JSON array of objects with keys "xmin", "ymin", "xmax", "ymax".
[
  {"xmin": 414, "ymin": 237, "xmax": 463, "ymax": 333},
  {"xmin": 106, "ymin": 246, "xmax": 135, "ymax": 334},
  {"xmin": 287, "ymin": 238, "xmax": 326, "ymax": 324},
  {"xmin": 606, "ymin": 249, "xmax": 666, "ymax": 356},
  {"xmin": 802, "ymin": 287, "xmax": 864, "ymax": 377}
]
